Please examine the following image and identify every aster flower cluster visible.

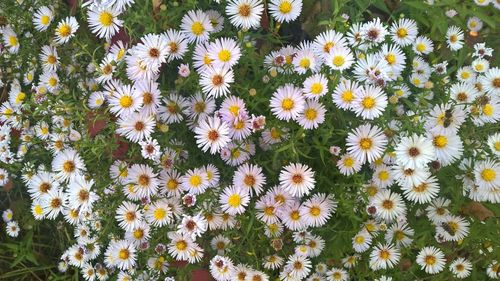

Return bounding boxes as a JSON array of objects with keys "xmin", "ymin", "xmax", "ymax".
[{"xmin": 0, "ymin": 0, "xmax": 499, "ymax": 281}]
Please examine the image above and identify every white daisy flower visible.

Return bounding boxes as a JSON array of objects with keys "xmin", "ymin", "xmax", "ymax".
[
  {"xmin": 2, "ymin": 26, "xmax": 19, "ymax": 54},
  {"xmin": 401, "ymin": 175, "xmax": 439, "ymax": 204},
  {"xmin": 51, "ymin": 148, "xmax": 86, "ymax": 182},
  {"xmin": 104, "ymin": 240, "xmax": 136, "ymax": 270},
  {"xmin": 337, "ymin": 153, "xmax": 362, "ymax": 176},
  {"xmin": 361, "ymin": 17, "xmax": 388, "ymax": 44},
  {"xmin": 115, "ymin": 201, "xmax": 143, "ymax": 232},
  {"xmin": 39, "ymin": 45, "xmax": 59, "ymax": 72},
  {"xmin": 313, "ymin": 29, "xmax": 348, "ymax": 59},
  {"xmin": 208, "ymin": 37, "xmax": 241, "ymax": 68},
  {"xmin": 226, "ymin": 0, "xmax": 264, "ymax": 30},
  {"xmin": 474, "ymin": 159, "xmax": 499, "ymax": 191},
  {"xmin": 300, "ymin": 193, "xmax": 335, "ymax": 227},
  {"xmin": 134, "ymin": 33, "xmax": 170, "ymax": 72},
  {"xmin": 6, "ymin": 221, "xmax": 20, "ymax": 237},
  {"xmin": 279, "ymin": 163, "xmax": 316, "ymax": 197},
  {"xmin": 181, "ymin": 168, "xmax": 210, "ymax": 195},
  {"xmin": 479, "ymin": 67, "xmax": 500, "ymax": 95},
  {"xmin": 416, "ymin": 246, "xmax": 446, "ymax": 274},
  {"xmin": 232, "ymin": 163, "xmax": 266, "ymax": 196},
  {"xmin": 108, "ymin": 84, "xmax": 143, "ymax": 117}
]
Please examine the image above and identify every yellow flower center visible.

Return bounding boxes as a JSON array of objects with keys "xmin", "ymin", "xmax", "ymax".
[
  {"xmin": 119, "ymin": 96, "xmax": 133, "ymax": 108},
  {"xmin": 34, "ymin": 204, "xmax": 43, "ymax": 215},
  {"xmin": 15, "ymin": 92, "xmax": 26, "ymax": 104},
  {"xmin": 304, "ymin": 108, "xmax": 318, "ymax": 120},
  {"xmin": 176, "ymin": 240, "xmax": 187, "ymax": 250},
  {"xmin": 63, "ymin": 161, "xmax": 75, "ymax": 172},
  {"xmin": 396, "ymin": 28, "xmax": 407, "ymax": 38},
  {"xmin": 99, "ymin": 11, "xmax": 113, "ymax": 27},
  {"xmin": 424, "ymin": 255, "xmax": 436, "ymax": 265},
  {"xmin": 354, "ymin": 235, "xmax": 365, "ymax": 244},
  {"xmin": 290, "ymin": 210, "xmax": 300, "ymax": 221},
  {"xmin": 481, "ymin": 168, "xmax": 496, "ymax": 182},
  {"xmin": 281, "ymin": 98, "xmax": 294, "ymax": 110},
  {"xmin": 310, "ymin": 83, "xmax": 323, "ymax": 95},
  {"xmin": 58, "ymin": 24, "xmax": 72, "ymax": 37},
  {"xmin": 48, "ymin": 77, "xmax": 57, "ymax": 87},
  {"xmin": 362, "ymin": 96, "xmax": 375, "ymax": 109},
  {"xmin": 40, "ymin": 15, "xmax": 50, "ymax": 25},
  {"xmin": 332, "ymin": 55, "xmax": 345, "ymax": 67},
  {"xmin": 47, "ymin": 55, "xmax": 57, "ymax": 64},
  {"xmin": 218, "ymin": 50, "xmax": 231, "ymax": 62},
  {"xmin": 191, "ymin": 22, "xmax": 204, "ymax": 36},
  {"xmin": 228, "ymin": 194, "xmax": 241, "ymax": 207},
  {"xmin": 494, "ymin": 141, "xmax": 500, "ymax": 152}
]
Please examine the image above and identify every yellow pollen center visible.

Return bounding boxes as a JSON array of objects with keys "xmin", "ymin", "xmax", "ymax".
[
  {"xmin": 99, "ymin": 11, "xmax": 113, "ymax": 27},
  {"xmin": 279, "ymin": 1, "xmax": 293, "ymax": 14},
  {"xmin": 228, "ymin": 194, "xmax": 241, "ymax": 207}
]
